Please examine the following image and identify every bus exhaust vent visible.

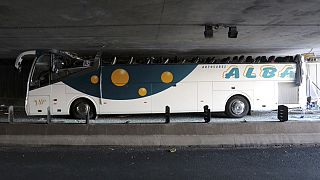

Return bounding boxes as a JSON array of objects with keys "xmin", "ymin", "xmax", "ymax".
[{"xmin": 278, "ymin": 82, "xmax": 299, "ymax": 104}]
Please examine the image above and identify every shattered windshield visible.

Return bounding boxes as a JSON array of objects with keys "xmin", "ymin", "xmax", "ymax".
[{"xmin": 51, "ymin": 53, "xmax": 94, "ymax": 82}]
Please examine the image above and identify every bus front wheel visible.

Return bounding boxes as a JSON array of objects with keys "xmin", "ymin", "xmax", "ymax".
[
  {"xmin": 70, "ymin": 99, "xmax": 96, "ymax": 119},
  {"xmin": 225, "ymin": 95, "xmax": 249, "ymax": 118}
]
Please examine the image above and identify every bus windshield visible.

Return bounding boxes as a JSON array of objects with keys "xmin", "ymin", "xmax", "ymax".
[{"xmin": 30, "ymin": 54, "xmax": 50, "ymax": 89}]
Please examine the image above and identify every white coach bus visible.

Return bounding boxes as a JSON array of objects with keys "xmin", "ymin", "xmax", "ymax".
[{"xmin": 15, "ymin": 50, "xmax": 306, "ymax": 119}]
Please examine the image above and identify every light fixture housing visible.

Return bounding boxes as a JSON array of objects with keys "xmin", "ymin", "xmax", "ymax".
[
  {"xmin": 228, "ymin": 26, "xmax": 238, "ymax": 38},
  {"xmin": 204, "ymin": 25, "xmax": 213, "ymax": 38}
]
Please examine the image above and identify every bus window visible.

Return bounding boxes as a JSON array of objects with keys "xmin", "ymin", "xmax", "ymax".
[
  {"xmin": 30, "ymin": 54, "xmax": 50, "ymax": 89},
  {"xmin": 51, "ymin": 54, "xmax": 93, "ymax": 83}
]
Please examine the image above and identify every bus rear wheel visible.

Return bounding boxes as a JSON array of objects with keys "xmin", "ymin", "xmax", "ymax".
[
  {"xmin": 70, "ymin": 99, "xmax": 96, "ymax": 119},
  {"xmin": 225, "ymin": 95, "xmax": 249, "ymax": 118}
]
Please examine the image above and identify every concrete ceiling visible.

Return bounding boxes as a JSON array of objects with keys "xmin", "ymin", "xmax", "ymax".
[{"xmin": 1, "ymin": 0, "xmax": 320, "ymax": 58}]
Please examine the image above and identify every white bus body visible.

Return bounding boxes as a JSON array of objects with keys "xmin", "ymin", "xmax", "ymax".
[{"xmin": 15, "ymin": 50, "xmax": 306, "ymax": 118}]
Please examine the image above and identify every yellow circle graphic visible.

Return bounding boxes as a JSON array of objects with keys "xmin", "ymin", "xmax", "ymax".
[
  {"xmin": 138, "ymin": 88, "xmax": 147, "ymax": 97},
  {"xmin": 90, "ymin": 75, "xmax": 99, "ymax": 84},
  {"xmin": 161, "ymin": 71, "xmax": 174, "ymax": 83},
  {"xmin": 111, "ymin": 69, "xmax": 129, "ymax": 86}
]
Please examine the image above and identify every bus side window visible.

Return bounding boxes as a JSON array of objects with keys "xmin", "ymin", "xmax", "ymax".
[
  {"xmin": 51, "ymin": 54, "xmax": 91, "ymax": 83},
  {"xmin": 51, "ymin": 55, "xmax": 70, "ymax": 82}
]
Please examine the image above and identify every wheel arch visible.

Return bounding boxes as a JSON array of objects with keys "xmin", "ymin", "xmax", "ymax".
[{"xmin": 68, "ymin": 96, "xmax": 98, "ymax": 115}]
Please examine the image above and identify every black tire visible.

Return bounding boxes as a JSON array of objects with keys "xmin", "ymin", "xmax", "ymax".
[
  {"xmin": 225, "ymin": 95, "xmax": 249, "ymax": 118},
  {"xmin": 70, "ymin": 99, "xmax": 96, "ymax": 119}
]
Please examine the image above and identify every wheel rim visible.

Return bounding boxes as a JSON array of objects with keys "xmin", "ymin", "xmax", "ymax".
[
  {"xmin": 231, "ymin": 100, "xmax": 245, "ymax": 115},
  {"xmin": 75, "ymin": 102, "xmax": 89, "ymax": 117}
]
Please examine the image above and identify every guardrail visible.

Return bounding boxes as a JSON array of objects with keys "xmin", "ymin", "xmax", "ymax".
[{"xmin": 0, "ymin": 105, "xmax": 290, "ymax": 124}]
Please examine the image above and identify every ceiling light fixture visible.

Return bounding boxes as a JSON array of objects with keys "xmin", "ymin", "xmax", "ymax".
[
  {"xmin": 203, "ymin": 24, "xmax": 238, "ymax": 38},
  {"xmin": 204, "ymin": 25, "xmax": 213, "ymax": 38},
  {"xmin": 228, "ymin": 26, "xmax": 238, "ymax": 38}
]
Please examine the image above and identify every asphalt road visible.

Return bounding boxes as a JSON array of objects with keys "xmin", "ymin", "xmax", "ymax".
[{"xmin": 0, "ymin": 146, "xmax": 319, "ymax": 180}]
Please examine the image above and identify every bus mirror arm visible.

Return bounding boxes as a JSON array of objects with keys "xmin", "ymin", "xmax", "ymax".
[
  {"xmin": 15, "ymin": 50, "xmax": 36, "ymax": 71},
  {"xmin": 16, "ymin": 62, "xmax": 22, "ymax": 72}
]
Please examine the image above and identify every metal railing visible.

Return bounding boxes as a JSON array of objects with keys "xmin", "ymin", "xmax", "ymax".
[
  {"xmin": 0, "ymin": 105, "xmax": 218, "ymax": 124},
  {"xmin": 0, "ymin": 105, "xmax": 296, "ymax": 124}
]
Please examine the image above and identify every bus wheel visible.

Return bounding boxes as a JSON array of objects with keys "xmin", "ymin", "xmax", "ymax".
[
  {"xmin": 70, "ymin": 99, "xmax": 96, "ymax": 119},
  {"xmin": 225, "ymin": 96, "xmax": 249, "ymax": 118}
]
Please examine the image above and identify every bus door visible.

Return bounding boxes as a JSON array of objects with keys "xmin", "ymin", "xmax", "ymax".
[
  {"xmin": 49, "ymin": 53, "xmax": 73, "ymax": 115},
  {"xmin": 27, "ymin": 54, "xmax": 51, "ymax": 115},
  {"xmin": 50, "ymin": 82, "xmax": 67, "ymax": 115}
]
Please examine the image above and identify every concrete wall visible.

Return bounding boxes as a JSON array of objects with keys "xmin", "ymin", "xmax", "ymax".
[{"xmin": 0, "ymin": 62, "xmax": 31, "ymax": 106}]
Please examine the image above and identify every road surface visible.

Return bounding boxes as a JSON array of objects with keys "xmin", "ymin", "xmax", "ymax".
[{"xmin": 0, "ymin": 145, "xmax": 319, "ymax": 180}]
